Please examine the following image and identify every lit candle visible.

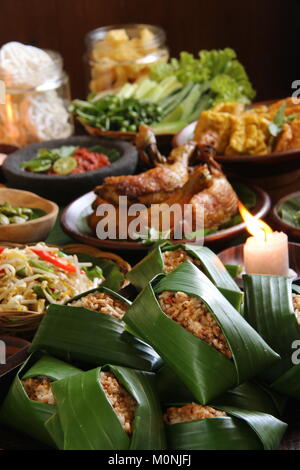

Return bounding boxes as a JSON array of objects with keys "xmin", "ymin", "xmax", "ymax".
[
  {"xmin": 239, "ymin": 202, "xmax": 289, "ymax": 276},
  {"xmin": 244, "ymin": 231, "xmax": 289, "ymax": 276}
]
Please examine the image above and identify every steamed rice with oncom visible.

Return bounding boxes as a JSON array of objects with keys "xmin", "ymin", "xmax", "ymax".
[
  {"xmin": 162, "ymin": 248, "xmax": 201, "ymax": 274},
  {"xmin": 100, "ymin": 371, "xmax": 137, "ymax": 434},
  {"xmin": 158, "ymin": 290, "xmax": 232, "ymax": 359},
  {"xmin": 164, "ymin": 403, "xmax": 227, "ymax": 424},
  {"xmin": 22, "ymin": 376, "xmax": 55, "ymax": 405},
  {"xmin": 70, "ymin": 291, "xmax": 128, "ymax": 320}
]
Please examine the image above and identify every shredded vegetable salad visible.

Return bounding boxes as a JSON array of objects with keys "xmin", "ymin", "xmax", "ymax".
[{"xmin": 0, "ymin": 244, "xmax": 104, "ymax": 313}]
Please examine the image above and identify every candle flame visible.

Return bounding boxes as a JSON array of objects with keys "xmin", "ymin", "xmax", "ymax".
[{"xmin": 238, "ymin": 201, "xmax": 273, "ymax": 240}]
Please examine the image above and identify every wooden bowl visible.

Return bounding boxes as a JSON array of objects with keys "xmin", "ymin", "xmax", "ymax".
[
  {"xmin": 272, "ymin": 191, "xmax": 300, "ymax": 240},
  {"xmin": 0, "ymin": 242, "xmax": 131, "ymax": 335},
  {"xmin": 218, "ymin": 242, "xmax": 300, "ymax": 282},
  {"xmin": 61, "ymin": 182, "xmax": 271, "ymax": 251},
  {"xmin": 0, "ymin": 188, "xmax": 58, "ymax": 244}
]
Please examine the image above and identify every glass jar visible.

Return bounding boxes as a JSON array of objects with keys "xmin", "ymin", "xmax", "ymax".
[
  {"xmin": 0, "ymin": 50, "xmax": 73, "ymax": 147},
  {"xmin": 85, "ymin": 24, "xmax": 169, "ymax": 94}
]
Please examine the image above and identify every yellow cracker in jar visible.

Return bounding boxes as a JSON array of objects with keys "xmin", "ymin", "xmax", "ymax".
[
  {"xmin": 114, "ymin": 65, "xmax": 131, "ymax": 88},
  {"xmin": 140, "ymin": 28, "xmax": 155, "ymax": 47},
  {"xmin": 90, "ymin": 72, "xmax": 115, "ymax": 93},
  {"xmin": 106, "ymin": 29, "xmax": 129, "ymax": 43},
  {"xmin": 89, "ymin": 27, "xmax": 166, "ymax": 92}
]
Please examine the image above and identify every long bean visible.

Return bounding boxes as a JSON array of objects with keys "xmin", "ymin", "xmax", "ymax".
[{"xmin": 71, "ymin": 95, "xmax": 163, "ymax": 132}]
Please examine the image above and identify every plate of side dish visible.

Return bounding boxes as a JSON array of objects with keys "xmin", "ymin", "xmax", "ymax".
[{"xmin": 173, "ymin": 99, "xmax": 300, "ymax": 175}]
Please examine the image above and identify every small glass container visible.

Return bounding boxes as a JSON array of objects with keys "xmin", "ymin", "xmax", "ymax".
[
  {"xmin": 85, "ymin": 23, "xmax": 169, "ymax": 94},
  {"xmin": 0, "ymin": 50, "xmax": 73, "ymax": 147}
]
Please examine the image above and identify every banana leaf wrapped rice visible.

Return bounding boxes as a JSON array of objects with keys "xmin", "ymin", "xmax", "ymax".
[
  {"xmin": 164, "ymin": 402, "xmax": 287, "ymax": 450},
  {"xmin": 0, "ymin": 269, "xmax": 289, "ymax": 450},
  {"xmin": 244, "ymin": 275, "xmax": 300, "ymax": 399},
  {"xmin": 157, "ymin": 365, "xmax": 287, "ymax": 418},
  {"xmin": 0, "ymin": 353, "xmax": 80, "ymax": 446},
  {"xmin": 127, "ymin": 243, "xmax": 243, "ymax": 309},
  {"xmin": 30, "ymin": 286, "xmax": 161, "ymax": 371},
  {"xmin": 124, "ymin": 261, "xmax": 279, "ymax": 404},
  {"xmin": 48, "ymin": 365, "xmax": 166, "ymax": 450}
]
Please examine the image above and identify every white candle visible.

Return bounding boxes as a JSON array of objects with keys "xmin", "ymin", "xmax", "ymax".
[{"xmin": 244, "ymin": 231, "xmax": 289, "ymax": 276}]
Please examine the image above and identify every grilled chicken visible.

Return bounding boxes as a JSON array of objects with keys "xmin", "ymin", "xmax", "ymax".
[
  {"xmin": 89, "ymin": 125, "xmax": 238, "ymax": 237},
  {"xmin": 94, "ymin": 125, "xmax": 213, "ymax": 206},
  {"xmin": 190, "ymin": 169, "xmax": 239, "ymax": 230},
  {"xmin": 89, "ymin": 164, "xmax": 213, "ymax": 237}
]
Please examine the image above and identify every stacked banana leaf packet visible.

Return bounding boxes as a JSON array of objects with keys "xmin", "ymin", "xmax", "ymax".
[{"xmin": 3, "ymin": 242, "xmax": 298, "ymax": 450}]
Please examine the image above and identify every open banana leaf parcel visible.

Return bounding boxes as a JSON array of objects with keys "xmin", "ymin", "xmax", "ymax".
[
  {"xmin": 157, "ymin": 365, "xmax": 287, "ymax": 418},
  {"xmin": 0, "ymin": 353, "xmax": 81, "ymax": 447},
  {"xmin": 30, "ymin": 286, "xmax": 161, "ymax": 372},
  {"xmin": 244, "ymin": 274, "xmax": 300, "ymax": 399},
  {"xmin": 46, "ymin": 365, "xmax": 166, "ymax": 450},
  {"xmin": 124, "ymin": 261, "xmax": 280, "ymax": 404},
  {"xmin": 164, "ymin": 403, "xmax": 287, "ymax": 450},
  {"xmin": 127, "ymin": 242, "xmax": 243, "ymax": 310}
]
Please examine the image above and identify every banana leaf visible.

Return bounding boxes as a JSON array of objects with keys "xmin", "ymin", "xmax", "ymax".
[
  {"xmin": 292, "ymin": 283, "xmax": 300, "ymax": 294},
  {"xmin": 0, "ymin": 353, "xmax": 80, "ymax": 447},
  {"xmin": 52, "ymin": 365, "xmax": 166, "ymax": 450},
  {"xmin": 124, "ymin": 261, "xmax": 279, "ymax": 404},
  {"xmin": 156, "ymin": 365, "xmax": 194, "ymax": 404},
  {"xmin": 30, "ymin": 286, "xmax": 161, "ymax": 372},
  {"xmin": 271, "ymin": 361, "xmax": 300, "ymax": 399},
  {"xmin": 224, "ymin": 264, "xmax": 243, "ymax": 280},
  {"xmin": 165, "ymin": 405, "xmax": 287, "ymax": 450},
  {"xmin": 243, "ymin": 274, "xmax": 300, "ymax": 393},
  {"xmin": 214, "ymin": 382, "xmax": 287, "ymax": 418},
  {"xmin": 44, "ymin": 413, "xmax": 64, "ymax": 450},
  {"xmin": 157, "ymin": 365, "xmax": 286, "ymax": 417},
  {"xmin": 127, "ymin": 242, "xmax": 243, "ymax": 310}
]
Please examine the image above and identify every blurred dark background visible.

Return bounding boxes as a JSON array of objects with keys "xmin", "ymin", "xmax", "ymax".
[{"xmin": 0, "ymin": 0, "xmax": 298, "ymax": 101}]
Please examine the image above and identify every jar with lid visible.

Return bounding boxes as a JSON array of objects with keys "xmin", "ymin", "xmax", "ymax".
[
  {"xmin": 85, "ymin": 24, "xmax": 169, "ymax": 94},
  {"xmin": 0, "ymin": 44, "xmax": 73, "ymax": 147}
]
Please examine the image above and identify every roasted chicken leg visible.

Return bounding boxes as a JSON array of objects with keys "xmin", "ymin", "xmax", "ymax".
[
  {"xmin": 94, "ymin": 125, "xmax": 212, "ymax": 206},
  {"xmin": 89, "ymin": 125, "xmax": 239, "ymax": 238}
]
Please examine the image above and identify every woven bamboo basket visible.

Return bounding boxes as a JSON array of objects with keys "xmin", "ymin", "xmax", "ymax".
[{"xmin": 0, "ymin": 242, "xmax": 131, "ymax": 336}]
